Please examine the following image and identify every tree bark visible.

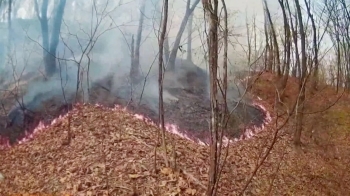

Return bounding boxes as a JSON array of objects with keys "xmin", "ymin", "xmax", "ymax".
[
  {"xmin": 186, "ymin": 12, "xmax": 194, "ymax": 62},
  {"xmin": 304, "ymin": 0, "xmax": 318, "ymax": 91},
  {"xmin": 131, "ymin": 0, "xmax": 146, "ymax": 84},
  {"xmin": 294, "ymin": 0, "xmax": 307, "ymax": 146},
  {"xmin": 202, "ymin": 0, "xmax": 220, "ymax": 195},
  {"xmin": 7, "ymin": 0, "xmax": 12, "ymax": 51},
  {"xmin": 263, "ymin": 10, "xmax": 272, "ymax": 71},
  {"xmin": 159, "ymin": 0, "xmax": 169, "ymax": 167},
  {"xmin": 164, "ymin": 37, "xmax": 170, "ymax": 63},
  {"xmin": 130, "ymin": 35, "xmax": 135, "ymax": 74},
  {"xmin": 286, "ymin": 0, "xmax": 300, "ymax": 78},
  {"xmin": 278, "ymin": 0, "xmax": 291, "ymax": 93},
  {"xmin": 263, "ymin": 0, "xmax": 280, "ymax": 75},
  {"xmin": 34, "ymin": 0, "xmax": 49, "ymax": 56},
  {"xmin": 34, "ymin": 0, "xmax": 67, "ymax": 77}
]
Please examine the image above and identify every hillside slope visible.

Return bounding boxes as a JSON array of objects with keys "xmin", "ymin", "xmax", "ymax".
[{"xmin": 0, "ymin": 72, "xmax": 349, "ymax": 195}]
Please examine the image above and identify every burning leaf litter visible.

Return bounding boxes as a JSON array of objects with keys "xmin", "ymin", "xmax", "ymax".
[
  {"xmin": 0, "ymin": 98, "xmax": 272, "ymax": 195},
  {"xmin": 1, "ymin": 99, "xmax": 271, "ymax": 149},
  {"xmin": 0, "ymin": 103, "xmax": 213, "ymax": 195},
  {"xmin": 0, "ymin": 72, "xmax": 349, "ymax": 195}
]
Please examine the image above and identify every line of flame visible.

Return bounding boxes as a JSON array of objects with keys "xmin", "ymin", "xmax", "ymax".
[{"xmin": 0, "ymin": 87, "xmax": 272, "ymax": 149}]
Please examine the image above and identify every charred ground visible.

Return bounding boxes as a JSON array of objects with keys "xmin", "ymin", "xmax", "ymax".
[
  {"xmin": 0, "ymin": 71, "xmax": 349, "ymax": 195},
  {"xmin": 0, "ymin": 60, "xmax": 267, "ymax": 146}
]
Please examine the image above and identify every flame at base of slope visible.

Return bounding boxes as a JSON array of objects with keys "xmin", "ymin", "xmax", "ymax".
[{"xmin": 0, "ymin": 100, "xmax": 272, "ymax": 150}]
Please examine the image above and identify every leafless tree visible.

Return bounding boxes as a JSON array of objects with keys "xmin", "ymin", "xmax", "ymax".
[
  {"xmin": 158, "ymin": 0, "xmax": 169, "ymax": 167},
  {"xmin": 201, "ymin": 0, "xmax": 222, "ymax": 195},
  {"xmin": 168, "ymin": 0, "xmax": 200, "ymax": 70},
  {"xmin": 263, "ymin": 0, "xmax": 281, "ymax": 76},
  {"xmin": 277, "ymin": 0, "xmax": 291, "ymax": 95},
  {"xmin": 34, "ymin": 0, "xmax": 67, "ymax": 77},
  {"xmin": 130, "ymin": 0, "xmax": 146, "ymax": 84},
  {"xmin": 293, "ymin": 0, "xmax": 307, "ymax": 145}
]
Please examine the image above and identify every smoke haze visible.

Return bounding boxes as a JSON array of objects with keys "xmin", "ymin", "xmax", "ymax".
[{"xmin": 0, "ymin": 0, "xmax": 259, "ymax": 119}]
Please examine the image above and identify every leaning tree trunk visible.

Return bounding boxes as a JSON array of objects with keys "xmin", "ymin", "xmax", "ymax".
[
  {"xmin": 263, "ymin": 0, "xmax": 281, "ymax": 76},
  {"xmin": 168, "ymin": 0, "xmax": 200, "ymax": 70}
]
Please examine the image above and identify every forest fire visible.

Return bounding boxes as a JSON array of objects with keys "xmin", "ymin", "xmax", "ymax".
[
  {"xmin": 0, "ymin": 97, "xmax": 271, "ymax": 149},
  {"xmin": 0, "ymin": 62, "xmax": 271, "ymax": 149}
]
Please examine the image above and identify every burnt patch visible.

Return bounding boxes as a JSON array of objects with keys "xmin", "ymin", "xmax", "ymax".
[
  {"xmin": 0, "ymin": 101, "xmax": 71, "ymax": 145},
  {"xmin": 0, "ymin": 64, "xmax": 268, "ymax": 146}
]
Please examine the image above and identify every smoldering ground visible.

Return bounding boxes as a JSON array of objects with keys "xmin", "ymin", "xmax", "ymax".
[{"xmin": 0, "ymin": 0, "xmax": 267, "ymax": 145}]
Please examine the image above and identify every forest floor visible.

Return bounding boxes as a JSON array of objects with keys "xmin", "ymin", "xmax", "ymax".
[{"xmin": 0, "ymin": 71, "xmax": 349, "ymax": 195}]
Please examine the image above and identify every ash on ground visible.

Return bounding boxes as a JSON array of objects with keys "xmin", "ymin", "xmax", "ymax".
[{"xmin": 0, "ymin": 59, "xmax": 267, "ymax": 145}]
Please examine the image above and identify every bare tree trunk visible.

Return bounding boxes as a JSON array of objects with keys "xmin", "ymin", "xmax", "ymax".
[
  {"xmin": 7, "ymin": 0, "xmax": 12, "ymax": 52},
  {"xmin": 278, "ymin": 0, "xmax": 291, "ymax": 93},
  {"xmin": 168, "ymin": 0, "xmax": 200, "ymax": 70},
  {"xmin": 47, "ymin": 0, "xmax": 66, "ymax": 76},
  {"xmin": 263, "ymin": 0, "xmax": 280, "ymax": 76},
  {"xmin": 338, "ymin": 0, "xmax": 350, "ymax": 90},
  {"xmin": 286, "ymin": 0, "xmax": 300, "ymax": 78},
  {"xmin": 264, "ymin": 12, "xmax": 272, "ymax": 71},
  {"xmin": 130, "ymin": 35, "xmax": 135, "ymax": 77},
  {"xmin": 336, "ymin": 43, "xmax": 341, "ymax": 92},
  {"xmin": 202, "ymin": 0, "xmax": 220, "ymax": 195},
  {"xmin": 34, "ymin": 0, "xmax": 67, "ymax": 77},
  {"xmin": 34, "ymin": 0, "xmax": 49, "ymax": 60},
  {"xmin": 246, "ymin": 16, "xmax": 252, "ymax": 66},
  {"xmin": 131, "ymin": 0, "xmax": 146, "ymax": 84},
  {"xmin": 294, "ymin": 7, "xmax": 302, "ymax": 78},
  {"xmin": 164, "ymin": 37, "xmax": 170, "ymax": 63},
  {"xmin": 186, "ymin": 12, "xmax": 194, "ymax": 62},
  {"xmin": 294, "ymin": 0, "xmax": 307, "ymax": 146},
  {"xmin": 213, "ymin": 0, "xmax": 229, "ymax": 193},
  {"xmin": 304, "ymin": 0, "xmax": 318, "ymax": 92},
  {"xmin": 159, "ymin": 0, "xmax": 169, "ymax": 167}
]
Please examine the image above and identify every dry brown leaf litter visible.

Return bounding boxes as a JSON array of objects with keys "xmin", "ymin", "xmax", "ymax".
[{"xmin": 0, "ymin": 74, "xmax": 349, "ymax": 195}]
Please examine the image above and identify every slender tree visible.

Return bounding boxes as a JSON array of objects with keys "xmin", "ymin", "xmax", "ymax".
[
  {"xmin": 158, "ymin": 0, "xmax": 169, "ymax": 167},
  {"xmin": 202, "ymin": 0, "xmax": 220, "ymax": 195},
  {"xmin": 294, "ymin": 0, "xmax": 307, "ymax": 145},
  {"xmin": 278, "ymin": 0, "xmax": 291, "ymax": 94}
]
